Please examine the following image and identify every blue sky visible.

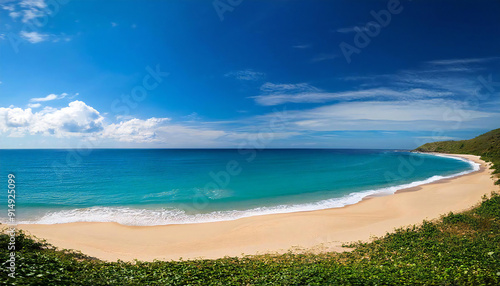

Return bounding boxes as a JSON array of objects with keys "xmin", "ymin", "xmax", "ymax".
[{"xmin": 0, "ymin": 0, "xmax": 499, "ymax": 148}]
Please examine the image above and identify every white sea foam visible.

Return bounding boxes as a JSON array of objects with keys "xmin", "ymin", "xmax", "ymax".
[{"xmin": 15, "ymin": 153, "xmax": 480, "ymax": 226}]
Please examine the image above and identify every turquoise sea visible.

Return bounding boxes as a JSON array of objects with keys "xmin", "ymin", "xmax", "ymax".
[{"xmin": 0, "ymin": 149, "xmax": 478, "ymax": 226}]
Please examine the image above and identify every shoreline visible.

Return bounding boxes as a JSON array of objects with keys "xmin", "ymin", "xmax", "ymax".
[
  {"xmin": 10, "ymin": 152, "xmax": 479, "ymax": 226},
  {"xmin": 394, "ymin": 153, "xmax": 482, "ymax": 194},
  {"xmin": 17, "ymin": 153, "xmax": 498, "ymax": 262}
]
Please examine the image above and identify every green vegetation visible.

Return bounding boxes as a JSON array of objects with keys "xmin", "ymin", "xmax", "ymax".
[
  {"xmin": 414, "ymin": 128, "xmax": 500, "ymax": 184},
  {"xmin": 1, "ymin": 192, "xmax": 500, "ymax": 285}
]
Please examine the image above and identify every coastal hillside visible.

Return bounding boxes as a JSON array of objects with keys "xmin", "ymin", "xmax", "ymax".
[{"xmin": 415, "ymin": 128, "xmax": 500, "ymax": 184}]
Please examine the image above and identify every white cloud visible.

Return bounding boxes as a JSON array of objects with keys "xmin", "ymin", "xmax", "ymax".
[
  {"xmin": 22, "ymin": 9, "xmax": 39, "ymax": 22},
  {"xmin": 341, "ymin": 61, "xmax": 499, "ymax": 105},
  {"xmin": 17, "ymin": 31, "xmax": 68, "ymax": 44},
  {"xmin": 304, "ymin": 100, "xmax": 489, "ymax": 121},
  {"xmin": 27, "ymin": 103, "xmax": 41, "ymax": 108},
  {"xmin": 426, "ymin": 57, "xmax": 500, "ymax": 66},
  {"xmin": 30, "ymin": 93, "xmax": 67, "ymax": 102},
  {"xmin": 103, "ymin": 118, "xmax": 170, "ymax": 143},
  {"xmin": 4, "ymin": 107, "xmax": 33, "ymax": 128},
  {"xmin": 0, "ymin": 101, "xmax": 104, "ymax": 136},
  {"xmin": 0, "ymin": 99, "xmax": 296, "ymax": 147},
  {"xmin": 111, "ymin": 22, "xmax": 118, "ymax": 27},
  {"xmin": 31, "ymin": 101, "xmax": 104, "ymax": 135},
  {"xmin": 225, "ymin": 69, "xmax": 264, "ymax": 81},
  {"xmin": 1, "ymin": 4, "xmax": 15, "ymax": 12},
  {"xmin": 253, "ymin": 84, "xmax": 454, "ymax": 106},
  {"xmin": 292, "ymin": 44, "xmax": 311, "ymax": 49},
  {"xmin": 183, "ymin": 112, "xmax": 201, "ymax": 121},
  {"xmin": 19, "ymin": 0, "xmax": 47, "ymax": 22},
  {"xmin": 0, "ymin": 100, "xmax": 231, "ymax": 145},
  {"xmin": 9, "ymin": 11, "xmax": 20, "ymax": 18},
  {"xmin": 20, "ymin": 0, "xmax": 47, "ymax": 9},
  {"xmin": 1, "ymin": 89, "xmax": 497, "ymax": 147},
  {"xmin": 30, "ymin": 94, "xmax": 57, "ymax": 102},
  {"xmin": 336, "ymin": 26, "xmax": 370, "ymax": 33},
  {"xmin": 20, "ymin": 31, "xmax": 48, "ymax": 43},
  {"xmin": 310, "ymin": 53, "xmax": 338, "ymax": 63},
  {"xmin": 275, "ymin": 99, "xmax": 497, "ymax": 132},
  {"xmin": 102, "ymin": 117, "xmax": 232, "ymax": 145},
  {"xmin": 416, "ymin": 136, "xmax": 457, "ymax": 141},
  {"xmin": 260, "ymin": 82, "xmax": 319, "ymax": 94},
  {"xmin": 2, "ymin": 1, "xmax": 71, "ymax": 45},
  {"xmin": 155, "ymin": 125, "xmax": 227, "ymax": 145},
  {"xmin": 256, "ymin": 57, "xmax": 499, "ymax": 107}
]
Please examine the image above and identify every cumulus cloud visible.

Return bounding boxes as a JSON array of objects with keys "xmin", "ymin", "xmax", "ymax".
[
  {"xmin": 1, "ymin": 98, "xmax": 292, "ymax": 147},
  {"xmin": 0, "ymin": 100, "xmax": 104, "ymax": 136},
  {"xmin": 0, "ymin": 99, "xmax": 236, "ymax": 146},
  {"xmin": 4, "ymin": 107, "xmax": 33, "ymax": 128},
  {"xmin": 36, "ymin": 101, "xmax": 104, "ymax": 134}
]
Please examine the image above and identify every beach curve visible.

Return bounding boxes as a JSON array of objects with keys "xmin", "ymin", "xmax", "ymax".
[{"xmin": 17, "ymin": 154, "xmax": 498, "ymax": 262}]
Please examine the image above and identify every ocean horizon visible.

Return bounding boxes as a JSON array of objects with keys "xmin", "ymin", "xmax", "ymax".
[{"xmin": 0, "ymin": 149, "xmax": 478, "ymax": 226}]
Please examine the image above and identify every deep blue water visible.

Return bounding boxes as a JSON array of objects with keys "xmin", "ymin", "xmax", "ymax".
[{"xmin": 0, "ymin": 149, "xmax": 476, "ymax": 225}]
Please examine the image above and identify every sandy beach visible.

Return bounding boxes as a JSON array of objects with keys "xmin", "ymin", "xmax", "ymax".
[{"xmin": 18, "ymin": 154, "xmax": 498, "ymax": 262}]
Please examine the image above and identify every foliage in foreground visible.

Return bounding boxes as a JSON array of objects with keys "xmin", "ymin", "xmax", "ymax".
[
  {"xmin": 1, "ymin": 192, "xmax": 500, "ymax": 285},
  {"xmin": 415, "ymin": 128, "xmax": 500, "ymax": 184}
]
